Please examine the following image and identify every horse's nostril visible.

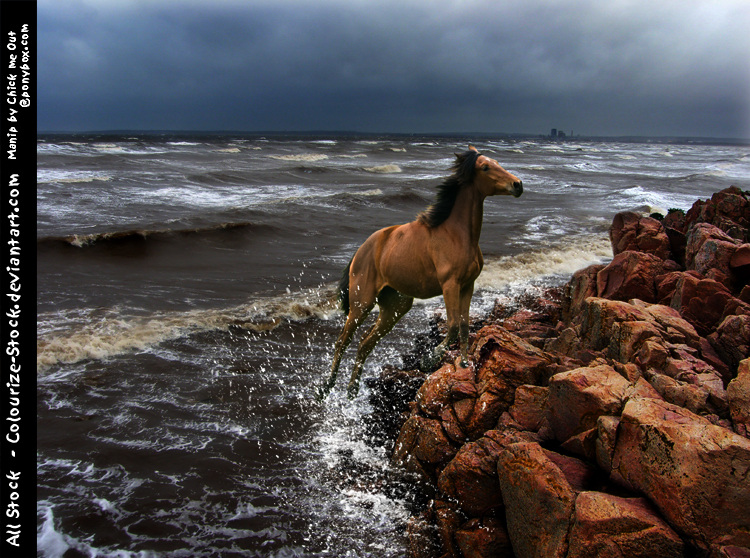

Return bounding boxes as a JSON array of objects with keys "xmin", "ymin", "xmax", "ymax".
[{"xmin": 514, "ymin": 181, "xmax": 523, "ymax": 197}]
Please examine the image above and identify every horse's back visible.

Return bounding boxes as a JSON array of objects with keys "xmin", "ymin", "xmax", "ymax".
[{"xmin": 353, "ymin": 221, "xmax": 442, "ymax": 300}]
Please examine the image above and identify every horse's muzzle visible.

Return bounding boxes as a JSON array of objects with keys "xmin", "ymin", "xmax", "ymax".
[{"xmin": 512, "ymin": 181, "xmax": 523, "ymax": 197}]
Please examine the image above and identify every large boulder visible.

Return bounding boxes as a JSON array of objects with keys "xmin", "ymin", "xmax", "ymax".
[
  {"xmin": 727, "ymin": 358, "xmax": 750, "ymax": 436},
  {"xmin": 464, "ymin": 326, "xmax": 555, "ymax": 439},
  {"xmin": 607, "ymin": 319, "xmax": 664, "ymax": 363},
  {"xmin": 497, "ymin": 440, "xmax": 686, "ymax": 558},
  {"xmin": 576, "ymin": 297, "xmax": 650, "ymax": 352},
  {"xmin": 610, "ymin": 397, "xmax": 750, "ymax": 550},
  {"xmin": 685, "ymin": 186, "xmax": 750, "ymax": 242},
  {"xmin": 547, "ymin": 364, "xmax": 632, "ymax": 443},
  {"xmin": 437, "ymin": 431, "xmax": 506, "ymax": 517},
  {"xmin": 454, "ymin": 517, "xmax": 513, "ymax": 558},
  {"xmin": 437, "ymin": 429, "xmax": 537, "ymax": 517},
  {"xmin": 610, "ymin": 211, "xmax": 671, "ymax": 260},
  {"xmin": 393, "ymin": 415, "xmax": 457, "ymax": 482},
  {"xmin": 596, "ymin": 251, "xmax": 665, "ymax": 303},
  {"xmin": 414, "ymin": 361, "xmax": 476, "ymax": 442},
  {"xmin": 415, "ymin": 362, "xmax": 471, "ymax": 419},
  {"xmin": 633, "ymin": 300, "xmax": 702, "ymax": 349},
  {"xmin": 567, "ymin": 492, "xmax": 684, "ymax": 558},
  {"xmin": 645, "ymin": 370, "xmax": 723, "ymax": 416},
  {"xmin": 686, "ymin": 223, "xmax": 740, "ymax": 287},
  {"xmin": 710, "ymin": 314, "xmax": 750, "ymax": 376},
  {"xmin": 497, "ymin": 442, "xmax": 576, "ymax": 558},
  {"xmin": 668, "ymin": 273, "xmax": 736, "ymax": 336},
  {"xmin": 563, "ymin": 264, "xmax": 605, "ymax": 323},
  {"xmin": 509, "ymin": 384, "xmax": 549, "ymax": 433}
]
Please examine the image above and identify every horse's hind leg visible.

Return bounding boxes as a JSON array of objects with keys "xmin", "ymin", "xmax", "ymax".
[
  {"xmin": 317, "ymin": 271, "xmax": 378, "ymax": 399},
  {"xmin": 348, "ymin": 287, "xmax": 413, "ymax": 399},
  {"xmin": 317, "ymin": 304, "xmax": 372, "ymax": 399}
]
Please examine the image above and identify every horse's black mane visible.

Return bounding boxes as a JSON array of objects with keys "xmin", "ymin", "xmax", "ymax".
[{"xmin": 417, "ymin": 149, "xmax": 480, "ymax": 228}]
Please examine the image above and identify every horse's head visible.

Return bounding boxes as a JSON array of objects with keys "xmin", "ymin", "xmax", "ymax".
[{"xmin": 469, "ymin": 145, "xmax": 523, "ymax": 198}]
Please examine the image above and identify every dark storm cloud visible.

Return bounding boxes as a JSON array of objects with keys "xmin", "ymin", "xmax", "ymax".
[{"xmin": 38, "ymin": 0, "xmax": 750, "ymax": 137}]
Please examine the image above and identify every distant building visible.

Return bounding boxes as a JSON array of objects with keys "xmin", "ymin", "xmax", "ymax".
[
  {"xmin": 550, "ymin": 128, "xmax": 566, "ymax": 139},
  {"xmin": 551, "ymin": 128, "xmax": 557, "ymax": 138}
]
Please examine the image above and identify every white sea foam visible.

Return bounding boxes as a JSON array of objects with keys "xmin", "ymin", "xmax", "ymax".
[
  {"xmin": 270, "ymin": 153, "xmax": 330, "ymax": 162},
  {"xmin": 230, "ymin": 502, "xmax": 277, "ymax": 520},
  {"xmin": 355, "ymin": 188, "xmax": 384, "ymax": 197},
  {"xmin": 37, "ymin": 506, "xmax": 71, "ymax": 558},
  {"xmin": 37, "ymin": 504, "xmax": 153, "ymax": 558},
  {"xmin": 93, "ymin": 498, "xmax": 123, "ymax": 518},
  {"xmin": 363, "ymin": 164, "xmax": 402, "ymax": 173},
  {"xmin": 522, "ymin": 213, "xmax": 577, "ymax": 241},
  {"xmin": 476, "ymin": 234, "xmax": 613, "ymax": 292},
  {"xmin": 619, "ymin": 185, "xmax": 698, "ymax": 212},
  {"xmin": 38, "ymin": 169, "xmax": 113, "ymax": 184}
]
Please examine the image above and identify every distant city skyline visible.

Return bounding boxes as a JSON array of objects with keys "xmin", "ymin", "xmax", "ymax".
[{"xmin": 38, "ymin": 0, "xmax": 750, "ymax": 138}]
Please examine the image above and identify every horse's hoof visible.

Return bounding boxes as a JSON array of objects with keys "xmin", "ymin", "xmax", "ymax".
[
  {"xmin": 347, "ymin": 384, "xmax": 359, "ymax": 400},
  {"xmin": 315, "ymin": 383, "xmax": 331, "ymax": 401}
]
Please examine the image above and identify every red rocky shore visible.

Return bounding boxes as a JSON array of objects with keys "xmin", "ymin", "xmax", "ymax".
[{"xmin": 369, "ymin": 186, "xmax": 750, "ymax": 558}]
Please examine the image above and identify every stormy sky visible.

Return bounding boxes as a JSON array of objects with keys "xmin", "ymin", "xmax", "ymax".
[{"xmin": 38, "ymin": 0, "xmax": 750, "ymax": 138}]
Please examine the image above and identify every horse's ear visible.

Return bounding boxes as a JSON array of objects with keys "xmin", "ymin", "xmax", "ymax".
[{"xmin": 468, "ymin": 145, "xmax": 478, "ymax": 152}]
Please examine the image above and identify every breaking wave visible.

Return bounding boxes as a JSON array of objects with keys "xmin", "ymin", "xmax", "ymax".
[
  {"xmin": 477, "ymin": 234, "xmax": 613, "ymax": 291},
  {"xmin": 37, "ymin": 222, "xmax": 273, "ymax": 249},
  {"xmin": 364, "ymin": 164, "xmax": 402, "ymax": 174},
  {"xmin": 37, "ymin": 286, "xmax": 341, "ymax": 372},
  {"xmin": 270, "ymin": 153, "xmax": 330, "ymax": 162},
  {"xmin": 38, "ymin": 170, "xmax": 113, "ymax": 184}
]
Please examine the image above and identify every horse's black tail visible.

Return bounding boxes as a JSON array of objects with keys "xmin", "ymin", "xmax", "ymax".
[{"xmin": 338, "ymin": 257, "xmax": 352, "ymax": 315}]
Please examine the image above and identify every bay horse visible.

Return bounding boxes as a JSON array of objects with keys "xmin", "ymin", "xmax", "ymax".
[{"xmin": 319, "ymin": 146, "xmax": 523, "ymax": 399}]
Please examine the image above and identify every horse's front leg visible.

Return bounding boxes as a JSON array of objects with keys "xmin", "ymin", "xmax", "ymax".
[
  {"xmin": 420, "ymin": 280, "xmax": 468, "ymax": 371},
  {"xmin": 420, "ymin": 329, "xmax": 457, "ymax": 371},
  {"xmin": 456, "ymin": 281, "xmax": 475, "ymax": 367}
]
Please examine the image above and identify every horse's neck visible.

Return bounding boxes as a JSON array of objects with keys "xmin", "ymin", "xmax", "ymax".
[{"xmin": 445, "ymin": 186, "xmax": 485, "ymax": 246}]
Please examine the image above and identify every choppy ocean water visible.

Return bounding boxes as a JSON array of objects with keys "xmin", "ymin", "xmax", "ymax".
[{"xmin": 36, "ymin": 135, "xmax": 750, "ymax": 556}]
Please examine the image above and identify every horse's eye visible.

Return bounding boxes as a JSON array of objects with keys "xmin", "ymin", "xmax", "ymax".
[{"xmin": 482, "ymin": 165, "xmax": 490, "ymax": 172}]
